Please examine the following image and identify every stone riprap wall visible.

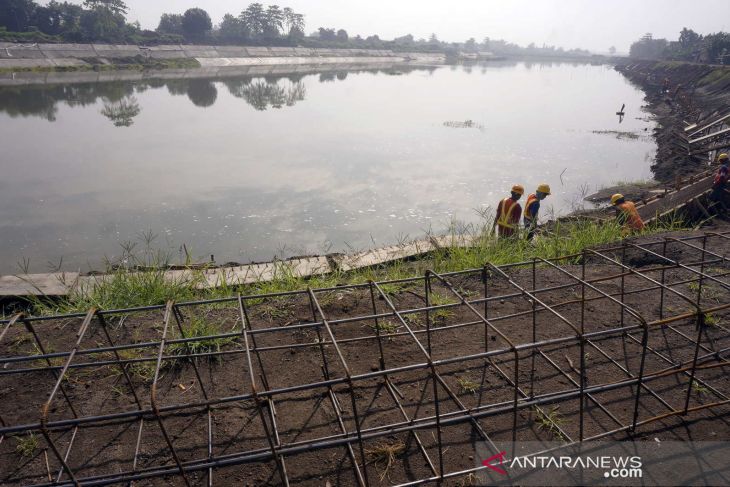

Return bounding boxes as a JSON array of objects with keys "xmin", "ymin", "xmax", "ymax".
[{"xmin": 0, "ymin": 43, "xmax": 444, "ymax": 69}]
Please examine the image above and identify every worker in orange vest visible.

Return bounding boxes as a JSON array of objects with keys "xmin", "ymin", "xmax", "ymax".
[
  {"xmin": 524, "ymin": 183, "xmax": 552, "ymax": 240},
  {"xmin": 611, "ymin": 193, "xmax": 645, "ymax": 235},
  {"xmin": 492, "ymin": 185, "xmax": 524, "ymax": 238}
]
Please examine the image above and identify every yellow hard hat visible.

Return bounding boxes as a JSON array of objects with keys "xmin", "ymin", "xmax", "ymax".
[
  {"xmin": 719, "ymin": 153, "xmax": 729, "ymax": 161},
  {"xmin": 537, "ymin": 183, "xmax": 551, "ymax": 195},
  {"xmin": 511, "ymin": 184, "xmax": 525, "ymax": 195},
  {"xmin": 611, "ymin": 193, "xmax": 624, "ymax": 205}
]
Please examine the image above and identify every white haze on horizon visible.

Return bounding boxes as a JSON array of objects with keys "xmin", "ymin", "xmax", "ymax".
[{"xmin": 39, "ymin": 0, "xmax": 729, "ymax": 53}]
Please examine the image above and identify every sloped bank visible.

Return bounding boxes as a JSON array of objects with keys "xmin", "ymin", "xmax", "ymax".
[
  {"xmin": 0, "ymin": 43, "xmax": 445, "ymax": 71},
  {"xmin": 616, "ymin": 60, "xmax": 730, "ymax": 181}
]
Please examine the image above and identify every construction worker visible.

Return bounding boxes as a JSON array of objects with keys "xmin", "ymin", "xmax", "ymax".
[
  {"xmin": 524, "ymin": 184, "xmax": 551, "ymax": 240},
  {"xmin": 709, "ymin": 153, "xmax": 729, "ymax": 216},
  {"xmin": 492, "ymin": 185, "xmax": 524, "ymax": 238},
  {"xmin": 611, "ymin": 194, "xmax": 645, "ymax": 235}
]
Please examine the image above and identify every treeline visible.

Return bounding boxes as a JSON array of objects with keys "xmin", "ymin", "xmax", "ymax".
[
  {"xmin": 0, "ymin": 0, "xmax": 179, "ymax": 44},
  {"xmin": 0, "ymin": 0, "xmax": 593, "ymax": 58},
  {"xmin": 156, "ymin": 3, "xmax": 306, "ymax": 45},
  {"xmin": 629, "ymin": 29, "xmax": 730, "ymax": 64}
]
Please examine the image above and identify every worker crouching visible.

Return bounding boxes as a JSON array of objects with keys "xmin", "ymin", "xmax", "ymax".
[
  {"xmin": 611, "ymin": 193, "xmax": 645, "ymax": 235},
  {"xmin": 524, "ymin": 184, "xmax": 551, "ymax": 240},
  {"xmin": 493, "ymin": 185, "xmax": 524, "ymax": 238}
]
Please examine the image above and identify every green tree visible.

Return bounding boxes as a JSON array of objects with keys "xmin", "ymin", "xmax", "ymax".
[
  {"xmin": 240, "ymin": 3, "xmax": 265, "ymax": 38},
  {"xmin": 83, "ymin": 0, "xmax": 127, "ymax": 16},
  {"xmin": 629, "ymin": 33, "xmax": 668, "ymax": 60},
  {"xmin": 336, "ymin": 28, "xmax": 348, "ymax": 42},
  {"xmin": 157, "ymin": 13, "xmax": 183, "ymax": 35},
  {"xmin": 318, "ymin": 27, "xmax": 336, "ymax": 41},
  {"xmin": 679, "ymin": 27, "xmax": 701, "ymax": 48},
  {"xmin": 265, "ymin": 5, "xmax": 284, "ymax": 35},
  {"xmin": 0, "ymin": 0, "xmax": 36, "ymax": 31},
  {"xmin": 182, "ymin": 7, "xmax": 211, "ymax": 40},
  {"xmin": 218, "ymin": 13, "xmax": 247, "ymax": 43},
  {"xmin": 79, "ymin": 2, "xmax": 126, "ymax": 41}
]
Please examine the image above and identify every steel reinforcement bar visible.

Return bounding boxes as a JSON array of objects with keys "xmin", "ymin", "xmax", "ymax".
[{"xmin": 1, "ymin": 234, "xmax": 729, "ymax": 486}]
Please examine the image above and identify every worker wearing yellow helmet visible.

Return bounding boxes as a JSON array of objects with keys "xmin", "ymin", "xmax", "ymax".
[
  {"xmin": 524, "ymin": 183, "xmax": 551, "ymax": 240},
  {"xmin": 492, "ymin": 184, "xmax": 524, "ymax": 238},
  {"xmin": 611, "ymin": 193, "xmax": 645, "ymax": 235}
]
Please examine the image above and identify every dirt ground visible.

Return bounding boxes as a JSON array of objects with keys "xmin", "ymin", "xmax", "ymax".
[{"xmin": 1, "ymin": 222, "xmax": 730, "ymax": 487}]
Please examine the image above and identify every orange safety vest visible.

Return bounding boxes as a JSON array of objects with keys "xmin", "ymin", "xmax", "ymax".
[
  {"xmin": 497, "ymin": 197, "xmax": 522, "ymax": 234},
  {"xmin": 617, "ymin": 201, "xmax": 645, "ymax": 232},
  {"xmin": 524, "ymin": 194, "xmax": 539, "ymax": 223}
]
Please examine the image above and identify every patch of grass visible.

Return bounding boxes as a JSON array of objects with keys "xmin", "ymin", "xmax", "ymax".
[
  {"xmin": 609, "ymin": 179, "xmax": 657, "ymax": 188},
  {"xmin": 692, "ymin": 382, "xmax": 709, "ymax": 396},
  {"xmin": 15, "ymin": 433, "xmax": 39, "ymax": 458},
  {"xmin": 689, "ymin": 282, "xmax": 723, "ymax": 303},
  {"xmin": 28, "ymin": 217, "xmax": 687, "ymax": 318},
  {"xmin": 457, "ymin": 376, "xmax": 480, "ymax": 395},
  {"xmin": 368, "ymin": 319, "xmax": 399, "ymax": 334},
  {"xmin": 365, "ymin": 440, "xmax": 406, "ymax": 481},
  {"xmin": 34, "ymin": 269, "xmax": 202, "ymax": 315},
  {"xmin": 704, "ymin": 313, "xmax": 721, "ymax": 327},
  {"xmin": 402, "ymin": 313, "xmax": 424, "ymax": 327},
  {"xmin": 168, "ymin": 316, "xmax": 237, "ymax": 360},
  {"xmin": 428, "ymin": 292, "xmax": 457, "ymax": 321},
  {"xmin": 117, "ymin": 349, "xmax": 157, "ymax": 384},
  {"xmin": 258, "ymin": 299, "xmax": 294, "ymax": 321},
  {"xmin": 698, "ymin": 68, "xmax": 730, "ymax": 87},
  {"xmin": 534, "ymin": 406, "xmax": 567, "ymax": 441}
]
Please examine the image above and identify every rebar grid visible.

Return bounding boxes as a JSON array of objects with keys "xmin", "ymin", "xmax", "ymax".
[{"xmin": 1, "ymin": 232, "xmax": 730, "ymax": 486}]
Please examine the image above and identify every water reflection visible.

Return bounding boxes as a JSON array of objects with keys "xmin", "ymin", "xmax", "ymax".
[
  {"xmin": 101, "ymin": 96, "xmax": 141, "ymax": 127},
  {"xmin": 186, "ymin": 80, "xmax": 218, "ymax": 108},
  {"xmin": 225, "ymin": 78, "xmax": 306, "ymax": 110},
  {"xmin": 0, "ymin": 66, "xmax": 431, "ymax": 126}
]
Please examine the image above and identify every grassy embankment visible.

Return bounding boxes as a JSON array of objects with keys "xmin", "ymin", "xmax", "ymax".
[{"xmin": 31, "ymin": 216, "xmax": 685, "ymax": 316}]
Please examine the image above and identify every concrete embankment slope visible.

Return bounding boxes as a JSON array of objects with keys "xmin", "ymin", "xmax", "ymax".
[{"xmin": 0, "ymin": 43, "xmax": 444, "ymax": 69}]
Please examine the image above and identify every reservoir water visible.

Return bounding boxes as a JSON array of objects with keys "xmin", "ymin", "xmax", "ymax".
[{"xmin": 0, "ymin": 61, "xmax": 655, "ymax": 274}]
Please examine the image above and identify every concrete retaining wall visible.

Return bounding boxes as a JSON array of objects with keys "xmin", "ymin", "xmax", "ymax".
[
  {"xmin": 0, "ymin": 234, "xmax": 476, "ymax": 297},
  {"xmin": 0, "ymin": 43, "xmax": 442, "ymax": 69}
]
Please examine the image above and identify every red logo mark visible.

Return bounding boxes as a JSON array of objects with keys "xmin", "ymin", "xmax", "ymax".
[{"xmin": 482, "ymin": 451, "xmax": 508, "ymax": 476}]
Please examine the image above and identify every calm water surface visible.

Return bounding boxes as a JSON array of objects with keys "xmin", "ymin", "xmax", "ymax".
[{"xmin": 0, "ymin": 61, "xmax": 655, "ymax": 274}]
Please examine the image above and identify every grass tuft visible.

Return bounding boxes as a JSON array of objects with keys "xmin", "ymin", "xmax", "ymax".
[
  {"xmin": 366, "ymin": 440, "xmax": 406, "ymax": 481},
  {"xmin": 457, "ymin": 376, "xmax": 480, "ymax": 395},
  {"xmin": 534, "ymin": 406, "xmax": 567, "ymax": 441},
  {"xmin": 15, "ymin": 433, "xmax": 39, "ymax": 458}
]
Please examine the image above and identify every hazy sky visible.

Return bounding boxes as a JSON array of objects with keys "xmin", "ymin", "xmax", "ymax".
[{"xmin": 47, "ymin": 0, "xmax": 729, "ymax": 52}]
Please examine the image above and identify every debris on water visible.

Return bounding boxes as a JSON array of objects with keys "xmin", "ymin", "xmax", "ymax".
[
  {"xmin": 592, "ymin": 130, "xmax": 641, "ymax": 140},
  {"xmin": 443, "ymin": 120, "xmax": 484, "ymax": 129}
]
